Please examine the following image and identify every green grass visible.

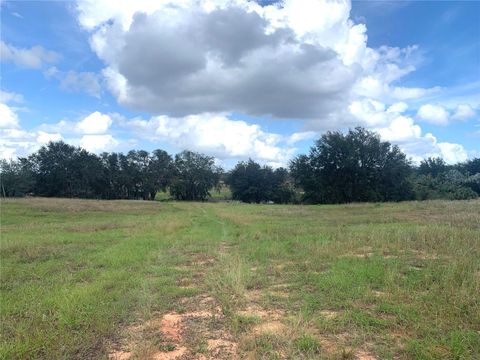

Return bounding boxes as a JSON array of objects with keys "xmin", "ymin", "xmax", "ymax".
[{"xmin": 1, "ymin": 198, "xmax": 479, "ymax": 359}]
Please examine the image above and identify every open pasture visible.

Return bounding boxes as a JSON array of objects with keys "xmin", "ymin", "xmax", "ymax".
[{"xmin": 1, "ymin": 198, "xmax": 479, "ymax": 359}]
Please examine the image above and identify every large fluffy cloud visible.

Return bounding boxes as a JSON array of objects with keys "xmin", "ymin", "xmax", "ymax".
[
  {"xmin": 119, "ymin": 113, "xmax": 307, "ymax": 166},
  {"xmin": 0, "ymin": 96, "xmax": 119, "ymax": 158},
  {"xmin": 77, "ymin": 0, "xmax": 426, "ymax": 120},
  {"xmin": 71, "ymin": 0, "xmax": 476, "ymax": 164},
  {"xmin": 349, "ymin": 98, "xmax": 469, "ymax": 164}
]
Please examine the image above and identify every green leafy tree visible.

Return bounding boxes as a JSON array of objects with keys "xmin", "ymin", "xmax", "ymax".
[
  {"xmin": 227, "ymin": 159, "xmax": 294, "ymax": 203},
  {"xmin": 290, "ymin": 127, "xmax": 413, "ymax": 203},
  {"xmin": 30, "ymin": 141, "xmax": 104, "ymax": 198},
  {"xmin": 145, "ymin": 150, "xmax": 174, "ymax": 200},
  {"xmin": 0, "ymin": 159, "xmax": 35, "ymax": 197},
  {"xmin": 418, "ymin": 157, "xmax": 448, "ymax": 177},
  {"xmin": 170, "ymin": 151, "xmax": 222, "ymax": 201}
]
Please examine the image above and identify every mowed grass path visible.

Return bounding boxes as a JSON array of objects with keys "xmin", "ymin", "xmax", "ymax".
[{"xmin": 1, "ymin": 199, "xmax": 479, "ymax": 359}]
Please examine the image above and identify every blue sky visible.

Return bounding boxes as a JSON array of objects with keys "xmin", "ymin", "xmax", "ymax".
[{"xmin": 1, "ymin": 0, "xmax": 478, "ymax": 166}]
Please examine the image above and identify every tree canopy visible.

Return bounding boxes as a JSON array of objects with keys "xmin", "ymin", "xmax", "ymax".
[
  {"xmin": 290, "ymin": 127, "xmax": 414, "ymax": 203},
  {"xmin": 169, "ymin": 151, "xmax": 222, "ymax": 201},
  {"xmin": 227, "ymin": 159, "xmax": 294, "ymax": 203},
  {"xmin": 1, "ymin": 131, "xmax": 479, "ymax": 204}
]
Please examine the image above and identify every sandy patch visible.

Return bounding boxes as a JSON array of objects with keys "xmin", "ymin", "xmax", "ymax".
[
  {"xmin": 238, "ymin": 305, "xmax": 284, "ymax": 320},
  {"xmin": 152, "ymin": 346, "xmax": 187, "ymax": 360},
  {"xmin": 253, "ymin": 321, "xmax": 286, "ymax": 335},
  {"xmin": 355, "ymin": 349, "xmax": 378, "ymax": 360},
  {"xmin": 160, "ymin": 313, "xmax": 183, "ymax": 341},
  {"xmin": 244, "ymin": 289, "xmax": 262, "ymax": 302},
  {"xmin": 108, "ymin": 350, "xmax": 132, "ymax": 360},
  {"xmin": 207, "ymin": 339, "xmax": 238, "ymax": 357}
]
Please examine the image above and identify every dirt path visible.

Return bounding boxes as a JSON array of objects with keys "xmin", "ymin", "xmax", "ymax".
[
  {"xmin": 107, "ymin": 211, "xmax": 239, "ymax": 360},
  {"xmin": 107, "ymin": 210, "xmax": 378, "ymax": 360}
]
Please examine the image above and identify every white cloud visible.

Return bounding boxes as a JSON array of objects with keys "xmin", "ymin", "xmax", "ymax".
[
  {"xmin": 76, "ymin": 111, "xmax": 112, "ymax": 134},
  {"xmin": 0, "ymin": 102, "xmax": 120, "ymax": 158},
  {"xmin": 36, "ymin": 131, "xmax": 63, "ymax": 144},
  {"xmin": 416, "ymin": 104, "xmax": 450, "ymax": 125},
  {"xmin": 287, "ymin": 131, "xmax": 317, "ymax": 145},
  {"xmin": 437, "ymin": 142, "xmax": 468, "ymax": 164},
  {"xmin": 44, "ymin": 67, "xmax": 102, "ymax": 98},
  {"xmin": 451, "ymin": 104, "xmax": 476, "ymax": 121},
  {"xmin": 348, "ymin": 97, "xmax": 469, "ymax": 164},
  {"xmin": 377, "ymin": 116, "xmax": 422, "ymax": 143},
  {"xmin": 0, "ymin": 41, "xmax": 60, "ymax": 69},
  {"xmin": 2, "ymin": 0, "xmax": 473, "ymax": 165},
  {"xmin": 78, "ymin": 0, "xmax": 435, "ymax": 120},
  {"xmin": 0, "ymin": 103, "xmax": 20, "ymax": 129},
  {"xmin": 120, "ymin": 113, "xmax": 296, "ymax": 165},
  {"xmin": 387, "ymin": 102, "xmax": 408, "ymax": 113},
  {"xmin": 79, "ymin": 134, "xmax": 119, "ymax": 153},
  {"xmin": 0, "ymin": 90, "xmax": 24, "ymax": 103}
]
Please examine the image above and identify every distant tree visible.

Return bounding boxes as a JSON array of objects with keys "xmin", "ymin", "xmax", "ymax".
[
  {"xmin": 270, "ymin": 167, "xmax": 296, "ymax": 204},
  {"xmin": 29, "ymin": 141, "xmax": 105, "ymax": 198},
  {"xmin": 412, "ymin": 169, "xmax": 479, "ymax": 201},
  {"xmin": 412, "ymin": 157, "xmax": 480, "ymax": 200},
  {"xmin": 100, "ymin": 152, "xmax": 122, "ymax": 199},
  {"xmin": 290, "ymin": 127, "xmax": 413, "ymax": 203},
  {"xmin": 146, "ymin": 150, "xmax": 174, "ymax": 200},
  {"xmin": 0, "ymin": 159, "xmax": 34, "ymax": 197},
  {"xmin": 169, "ymin": 151, "xmax": 222, "ymax": 201},
  {"xmin": 457, "ymin": 158, "xmax": 480, "ymax": 176},
  {"xmin": 418, "ymin": 157, "xmax": 448, "ymax": 177},
  {"xmin": 227, "ymin": 159, "xmax": 294, "ymax": 203},
  {"xmin": 228, "ymin": 159, "xmax": 265, "ymax": 203}
]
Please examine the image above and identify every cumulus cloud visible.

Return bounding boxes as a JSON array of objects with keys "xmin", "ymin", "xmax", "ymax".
[
  {"xmin": 0, "ymin": 103, "xmax": 119, "ymax": 158},
  {"xmin": 0, "ymin": 41, "xmax": 60, "ymax": 69},
  {"xmin": 77, "ymin": 0, "xmax": 440, "ymax": 120},
  {"xmin": 0, "ymin": 103, "xmax": 20, "ymax": 129},
  {"xmin": 451, "ymin": 104, "xmax": 476, "ymax": 121},
  {"xmin": 0, "ymin": 125, "xmax": 65, "ymax": 159},
  {"xmin": 44, "ymin": 67, "xmax": 102, "ymax": 98},
  {"xmin": 0, "ymin": 0, "xmax": 473, "ymax": 166},
  {"xmin": 416, "ymin": 104, "xmax": 450, "ymax": 125},
  {"xmin": 119, "ymin": 113, "xmax": 302, "ymax": 166},
  {"xmin": 79, "ymin": 134, "xmax": 119, "ymax": 153},
  {"xmin": 416, "ymin": 103, "xmax": 476, "ymax": 125},
  {"xmin": 349, "ymin": 97, "xmax": 468, "ymax": 164},
  {"xmin": 76, "ymin": 111, "xmax": 112, "ymax": 134},
  {"xmin": 37, "ymin": 131, "xmax": 63, "ymax": 144},
  {"xmin": 437, "ymin": 142, "xmax": 468, "ymax": 164}
]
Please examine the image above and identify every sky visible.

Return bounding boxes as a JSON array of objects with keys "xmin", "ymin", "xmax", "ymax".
[{"xmin": 0, "ymin": 0, "xmax": 479, "ymax": 168}]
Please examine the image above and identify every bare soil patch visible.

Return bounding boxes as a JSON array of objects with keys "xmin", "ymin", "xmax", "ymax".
[{"xmin": 252, "ymin": 321, "xmax": 286, "ymax": 335}]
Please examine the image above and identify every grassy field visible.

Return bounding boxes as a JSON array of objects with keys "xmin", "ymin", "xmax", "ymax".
[{"xmin": 1, "ymin": 198, "xmax": 479, "ymax": 359}]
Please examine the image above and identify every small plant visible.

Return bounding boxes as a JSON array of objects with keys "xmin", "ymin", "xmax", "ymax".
[
  {"xmin": 294, "ymin": 334, "xmax": 321, "ymax": 354},
  {"xmin": 158, "ymin": 344, "xmax": 176, "ymax": 352}
]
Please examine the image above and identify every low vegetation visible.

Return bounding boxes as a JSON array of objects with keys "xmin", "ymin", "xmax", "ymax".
[{"xmin": 1, "ymin": 198, "xmax": 479, "ymax": 359}]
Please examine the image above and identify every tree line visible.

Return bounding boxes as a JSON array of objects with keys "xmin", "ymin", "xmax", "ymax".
[{"xmin": 1, "ymin": 127, "xmax": 479, "ymax": 203}]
